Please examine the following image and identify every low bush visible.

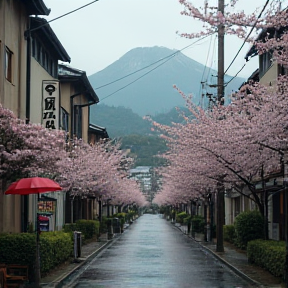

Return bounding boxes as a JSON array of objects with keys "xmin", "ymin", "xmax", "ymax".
[
  {"xmin": 100, "ymin": 216, "xmax": 108, "ymax": 233},
  {"xmin": 223, "ymin": 225, "xmax": 236, "ymax": 243},
  {"xmin": 183, "ymin": 215, "xmax": 191, "ymax": 225},
  {"xmin": 62, "ymin": 223, "xmax": 77, "ymax": 233},
  {"xmin": 176, "ymin": 212, "xmax": 188, "ymax": 224},
  {"xmin": 234, "ymin": 210, "xmax": 265, "ymax": 249},
  {"xmin": 63, "ymin": 220, "xmax": 100, "ymax": 240},
  {"xmin": 247, "ymin": 239, "xmax": 285, "ymax": 278},
  {"xmin": 191, "ymin": 215, "xmax": 205, "ymax": 233},
  {"xmin": 113, "ymin": 213, "xmax": 126, "ymax": 230},
  {"xmin": 0, "ymin": 231, "xmax": 73, "ymax": 280},
  {"xmin": 0, "ymin": 233, "xmax": 35, "ymax": 279},
  {"xmin": 75, "ymin": 220, "xmax": 100, "ymax": 240},
  {"xmin": 40, "ymin": 232, "xmax": 73, "ymax": 275}
]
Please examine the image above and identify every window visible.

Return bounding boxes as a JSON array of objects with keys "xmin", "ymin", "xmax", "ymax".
[
  {"xmin": 259, "ymin": 51, "xmax": 273, "ymax": 78},
  {"xmin": 73, "ymin": 105, "xmax": 82, "ymax": 139},
  {"xmin": 32, "ymin": 38, "xmax": 57, "ymax": 77},
  {"xmin": 5, "ymin": 46, "xmax": 13, "ymax": 82},
  {"xmin": 234, "ymin": 197, "xmax": 240, "ymax": 217},
  {"xmin": 60, "ymin": 107, "xmax": 69, "ymax": 132}
]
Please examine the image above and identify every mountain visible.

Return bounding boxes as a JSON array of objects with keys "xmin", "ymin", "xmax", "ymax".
[
  {"xmin": 90, "ymin": 104, "xmax": 193, "ymax": 138},
  {"xmin": 91, "ymin": 104, "xmax": 151, "ymax": 138},
  {"xmin": 120, "ymin": 134, "xmax": 168, "ymax": 167},
  {"xmin": 89, "ymin": 46, "xmax": 245, "ymax": 117}
]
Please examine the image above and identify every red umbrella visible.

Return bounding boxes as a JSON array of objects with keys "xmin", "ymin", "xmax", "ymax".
[
  {"xmin": 5, "ymin": 177, "xmax": 62, "ymax": 286},
  {"xmin": 5, "ymin": 177, "xmax": 62, "ymax": 195}
]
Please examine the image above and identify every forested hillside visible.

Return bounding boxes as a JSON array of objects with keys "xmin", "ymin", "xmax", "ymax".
[
  {"xmin": 120, "ymin": 135, "xmax": 167, "ymax": 167},
  {"xmin": 90, "ymin": 104, "xmax": 191, "ymax": 138}
]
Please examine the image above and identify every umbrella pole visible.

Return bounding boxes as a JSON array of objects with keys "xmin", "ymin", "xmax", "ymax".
[{"xmin": 34, "ymin": 194, "xmax": 41, "ymax": 287}]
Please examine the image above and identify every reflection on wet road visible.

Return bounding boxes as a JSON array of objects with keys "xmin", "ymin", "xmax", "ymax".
[{"xmin": 71, "ymin": 214, "xmax": 253, "ymax": 288}]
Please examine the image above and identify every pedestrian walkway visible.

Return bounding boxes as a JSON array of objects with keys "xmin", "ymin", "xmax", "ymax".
[
  {"xmin": 37, "ymin": 221, "xmax": 284, "ymax": 288},
  {"xmin": 176, "ymin": 224, "xmax": 284, "ymax": 288},
  {"xmin": 40, "ymin": 234, "xmax": 111, "ymax": 288}
]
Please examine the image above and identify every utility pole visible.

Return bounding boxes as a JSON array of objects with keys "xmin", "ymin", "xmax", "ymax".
[
  {"xmin": 217, "ymin": 0, "xmax": 225, "ymax": 106},
  {"xmin": 216, "ymin": 0, "xmax": 225, "ymax": 253}
]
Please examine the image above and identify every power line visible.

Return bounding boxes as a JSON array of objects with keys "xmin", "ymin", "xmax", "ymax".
[
  {"xmin": 225, "ymin": 63, "xmax": 246, "ymax": 87},
  {"xmin": 198, "ymin": 34, "xmax": 214, "ymax": 103},
  {"xmin": 29, "ymin": 0, "xmax": 99, "ymax": 32},
  {"xmin": 95, "ymin": 33, "xmax": 216, "ymax": 91},
  {"xmin": 100, "ymin": 54, "xmax": 176, "ymax": 101},
  {"xmin": 224, "ymin": 0, "xmax": 270, "ymax": 75},
  {"xmin": 199, "ymin": 34, "xmax": 217, "ymax": 107},
  {"xmin": 225, "ymin": 1, "xmax": 288, "ymax": 88}
]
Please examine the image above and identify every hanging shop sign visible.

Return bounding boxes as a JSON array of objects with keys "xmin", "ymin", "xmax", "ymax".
[
  {"xmin": 38, "ymin": 200, "xmax": 55, "ymax": 213},
  {"xmin": 42, "ymin": 80, "xmax": 60, "ymax": 129}
]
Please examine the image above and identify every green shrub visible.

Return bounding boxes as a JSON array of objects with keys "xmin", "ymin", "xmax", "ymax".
[
  {"xmin": 234, "ymin": 210, "xmax": 264, "ymax": 249},
  {"xmin": 100, "ymin": 216, "xmax": 108, "ymax": 233},
  {"xmin": 62, "ymin": 223, "xmax": 77, "ymax": 233},
  {"xmin": 0, "ymin": 233, "xmax": 35, "ymax": 280},
  {"xmin": 191, "ymin": 215, "xmax": 205, "ymax": 233},
  {"xmin": 176, "ymin": 212, "xmax": 188, "ymax": 224},
  {"xmin": 40, "ymin": 232, "xmax": 73, "ymax": 275},
  {"xmin": 183, "ymin": 215, "xmax": 191, "ymax": 225},
  {"xmin": 113, "ymin": 213, "xmax": 126, "ymax": 230},
  {"xmin": 223, "ymin": 225, "xmax": 236, "ymax": 243},
  {"xmin": 159, "ymin": 206, "xmax": 170, "ymax": 216},
  {"xmin": 75, "ymin": 220, "xmax": 100, "ymax": 240},
  {"xmin": 113, "ymin": 212, "xmax": 127, "ymax": 222},
  {"xmin": 63, "ymin": 220, "xmax": 100, "ymax": 240},
  {"xmin": 127, "ymin": 210, "xmax": 136, "ymax": 222},
  {"xmin": 247, "ymin": 239, "xmax": 285, "ymax": 278},
  {"xmin": 0, "ymin": 232, "xmax": 73, "ymax": 281}
]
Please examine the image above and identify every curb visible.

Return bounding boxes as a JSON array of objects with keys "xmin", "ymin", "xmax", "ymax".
[
  {"xmin": 173, "ymin": 223, "xmax": 263, "ymax": 288},
  {"xmin": 55, "ymin": 235, "xmax": 122, "ymax": 288},
  {"xmin": 40, "ymin": 238, "xmax": 113, "ymax": 288},
  {"xmin": 201, "ymin": 244, "xmax": 263, "ymax": 287},
  {"xmin": 55, "ymin": 241, "xmax": 110, "ymax": 288}
]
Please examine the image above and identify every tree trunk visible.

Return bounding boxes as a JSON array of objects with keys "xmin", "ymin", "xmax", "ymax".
[{"xmin": 216, "ymin": 180, "xmax": 225, "ymax": 252}]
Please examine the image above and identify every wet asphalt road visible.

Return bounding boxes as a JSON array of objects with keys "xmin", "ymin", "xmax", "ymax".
[{"xmin": 70, "ymin": 214, "xmax": 253, "ymax": 288}]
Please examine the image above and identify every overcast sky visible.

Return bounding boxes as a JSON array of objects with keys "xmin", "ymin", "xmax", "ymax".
[{"xmin": 43, "ymin": 0, "xmax": 275, "ymax": 78}]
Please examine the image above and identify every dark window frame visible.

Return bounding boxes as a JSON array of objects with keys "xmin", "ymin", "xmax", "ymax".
[
  {"xmin": 5, "ymin": 46, "xmax": 13, "ymax": 83},
  {"xmin": 60, "ymin": 107, "xmax": 69, "ymax": 132}
]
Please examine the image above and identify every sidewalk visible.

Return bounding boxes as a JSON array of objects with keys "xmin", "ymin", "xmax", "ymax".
[
  {"xmin": 40, "ymin": 233, "xmax": 111, "ymax": 288},
  {"xmin": 176, "ymin": 224, "xmax": 284, "ymax": 288}
]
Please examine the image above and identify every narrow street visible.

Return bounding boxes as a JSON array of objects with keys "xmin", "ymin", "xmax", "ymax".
[{"xmin": 67, "ymin": 214, "xmax": 254, "ymax": 288}]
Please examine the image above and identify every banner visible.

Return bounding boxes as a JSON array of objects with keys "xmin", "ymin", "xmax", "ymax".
[{"xmin": 42, "ymin": 80, "xmax": 60, "ymax": 129}]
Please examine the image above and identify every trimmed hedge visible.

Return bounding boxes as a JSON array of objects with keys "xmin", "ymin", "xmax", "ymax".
[
  {"xmin": 176, "ymin": 212, "xmax": 188, "ymax": 224},
  {"xmin": 75, "ymin": 220, "xmax": 100, "ymax": 240},
  {"xmin": 40, "ymin": 232, "xmax": 73, "ymax": 274},
  {"xmin": 0, "ymin": 233, "xmax": 35, "ymax": 279},
  {"xmin": 183, "ymin": 215, "xmax": 191, "ymax": 225},
  {"xmin": 234, "ymin": 210, "xmax": 265, "ymax": 249},
  {"xmin": 113, "ymin": 213, "xmax": 127, "ymax": 230},
  {"xmin": 223, "ymin": 225, "xmax": 236, "ymax": 243},
  {"xmin": 0, "ymin": 232, "xmax": 73, "ymax": 280},
  {"xmin": 247, "ymin": 239, "xmax": 285, "ymax": 278},
  {"xmin": 191, "ymin": 215, "xmax": 205, "ymax": 233},
  {"xmin": 63, "ymin": 219, "xmax": 100, "ymax": 240}
]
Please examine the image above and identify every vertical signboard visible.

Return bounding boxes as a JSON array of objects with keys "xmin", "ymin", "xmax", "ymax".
[{"xmin": 42, "ymin": 80, "xmax": 60, "ymax": 129}]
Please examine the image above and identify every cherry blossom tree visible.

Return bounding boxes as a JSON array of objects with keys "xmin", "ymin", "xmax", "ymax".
[
  {"xmin": 150, "ymin": 74, "xmax": 288, "ymax": 239},
  {"xmin": 0, "ymin": 105, "xmax": 145, "ymax": 211},
  {"xmin": 56, "ymin": 137, "xmax": 146, "ymax": 208},
  {"xmin": 0, "ymin": 104, "xmax": 67, "ymax": 185}
]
